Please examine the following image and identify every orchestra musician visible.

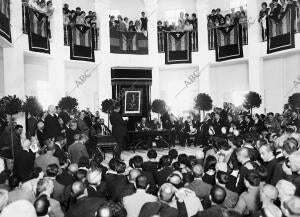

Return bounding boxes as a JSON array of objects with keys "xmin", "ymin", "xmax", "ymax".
[
  {"xmin": 135, "ymin": 117, "xmax": 151, "ymax": 131},
  {"xmin": 91, "ymin": 118, "xmax": 111, "ymax": 136}
]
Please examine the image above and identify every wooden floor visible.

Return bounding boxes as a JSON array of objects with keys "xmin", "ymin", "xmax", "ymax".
[{"xmin": 102, "ymin": 145, "xmax": 203, "ymax": 166}]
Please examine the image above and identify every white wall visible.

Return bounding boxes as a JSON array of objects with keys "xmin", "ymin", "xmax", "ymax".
[
  {"xmin": 263, "ymin": 52, "xmax": 300, "ymax": 113},
  {"xmin": 24, "ymin": 55, "xmax": 49, "ymax": 97},
  {"xmin": 158, "ymin": 66, "xmax": 200, "ymax": 116},
  {"xmin": 210, "ymin": 61, "xmax": 249, "ymax": 107},
  {"xmin": 209, "ymin": 0, "xmax": 230, "ymax": 12},
  {"xmin": 157, "ymin": 0, "xmax": 196, "ymax": 21},
  {"xmin": 63, "ymin": 0, "xmax": 95, "ymax": 12},
  {"xmin": 65, "ymin": 64, "xmax": 99, "ymax": 112},
  {"xmin": 109, "ymin": 0, "xmax": 145, "ymax": 21}
]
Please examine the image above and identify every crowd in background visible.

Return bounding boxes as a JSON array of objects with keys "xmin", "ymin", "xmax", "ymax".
[
  {"xmin": 157, "ymin": 12, "xmax": 198, "ymax": 32},
  {"xmin": 258, "ymin": 0, "xmax": 299, "ymax": 41},
  {"xmin": 207, "ymin": 6, "xmax": 248, "ymax": 30},
  {"xmin": 22, "ymin": 0, "xmax": 54, "ymax": 16},
  {"xmin": 109, "ymin": 12, "xmax": 148, "ymax": 35},
  {"xmin": 0, "ymin": 102, "xmax": 299, "ymax": 216},
  {"xmin": 63, "ymin": 4, "xmax": 97, "ymax": 28}
]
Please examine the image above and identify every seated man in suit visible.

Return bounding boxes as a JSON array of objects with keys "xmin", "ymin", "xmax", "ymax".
[
  {"xmin": 66, "ymin": 181, "xmax": 107, "ymax": 217},
  {"xmin": 91, "ymin": 118, "xmax": 111, "ymax": 136},
  {"xmin": 136, "ymin": 117, "xmax": 151, "ymax": 131},
  {"xmin": 138, "ymin": 183, "xmax": 188, "ymax": 217},
  {"xmin": 123, "ymin": 175, "xmax": 157, "ymax": 217}
]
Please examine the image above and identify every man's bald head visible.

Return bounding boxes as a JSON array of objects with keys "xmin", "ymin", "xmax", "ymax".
[
  {"xmin": 68, "ymin": 164, "xmax": 78, "ymax": 174},
  {"xmin": 71, "ymin": 181, "xmax": 86, "ymax": 198},
  {"xmin": 210, "ymin": 185, "xmax": 226, "ymax": 205},
  {"xmin": 192, "ymin": 164, "xmax": 204, "ymax": 178},
  {"xmin": 261, "ymin": 184, "xmax": 278, "ymax": 202},
  {"xmin": 128, "ymin": 169, "xmax": 141, "ymax": 182},
  {"xmin": 159, "ymin": 183, "xmax": 176, "ymax": 202}
]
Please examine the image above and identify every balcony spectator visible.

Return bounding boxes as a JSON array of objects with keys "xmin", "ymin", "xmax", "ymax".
[
  {"xmin": 124, "ymin": 17, "xmax": 129, "ymax": 30},
  {"xmin": 75, "ymin": 7, "xmax": 81, "ymax": 17},
  {"xmin": 183, "ymin": 20, "xmax": 193, "ymax": 31},
  {"xmin": 179, "ymin": 12, "xmax": 185, "ymax": 23},
  {"xmin": 141, "ymin": 11, "xmax": 148, "ymax": 31},
  {"xmin": 177, "ymin": 20, "xmax": 184, "ymax": 31},
  {"xmin": 191, "ymin": 13, "xmax": 198, "ymax": 30},
  {"xmin": 128, "ymin": 21, "xmax": 136, "ymax": 32},
  {"xmin": 63, "ymin": 3, "xmax": 69, "ymax": 14},
  {"xmin": 135, "ymin": 20, "xmax": 142, "ymax": 32},
  {"xmin": 259, "ymin": 2, "xmax": 270, "ymax": 41},
  {"xmin": 117, "ymin": 15, "xmax": 127, "ymax": 31},
  {"xmin": 216, "ymin": 8, "xmax": 224, "ymax": 23},
  {"xmin": 157, "ymin": 21, "xmax": 163, "ymax": 32}
]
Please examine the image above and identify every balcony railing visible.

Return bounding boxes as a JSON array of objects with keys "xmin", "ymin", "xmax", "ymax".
[
  {"xmin": 109, "ymin": 29, "xmax": 149, "ymax": 55},
  {"xmin": 208, "ymin": 24, "xmax": 248, "ymax": 50},
  {"xmin": 260, "ymin": 5, "xmax": 300, "ymax": 42},
  {"xmin": 157, "ymin": 30, "xmax": 198, "ymax": 53},
  {"xmin": 64, "ymin": 25, "xmax": 100, "ymax": 50}
]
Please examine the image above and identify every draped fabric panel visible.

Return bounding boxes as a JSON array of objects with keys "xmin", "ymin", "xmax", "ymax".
[
  {"xmin": 267, "ymin": 6, "xmax": 295, "ymax": 54},
  {"xmin": 164, "ymin": 31, "xmax": 192, "ymax": 64},
  {"xmin": 70, "ymin": 24, "xmax": 95, "ymax": 62},
  {"xmin": 110, "ymin": 30, "xmax": 148, "ymax": 55},
  {"xmin": 27, "ymin": 7, "xmax": 50, "ymax": 53},
  {"xmin": 214, "ymin": 24, "xmax": 243, "ymax": 62},
  {"xmin": 0, "ymin": 0, "xmax": 11, "ymax": 42},
  {"xmin": 111, "ymin": 68, "xmax": 152, "ymax": 131}
]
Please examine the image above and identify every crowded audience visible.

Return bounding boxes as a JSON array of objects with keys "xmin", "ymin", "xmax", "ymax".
[
  {"xmin": 0, "ymin": 103, "xmax": 300, "ymax": 217},
  {"xmin": 109, "ymin": 11, "xmax": 148, "ymax": 35},
  {"xmin": 207, "ymin": 6, "xmax": 248, "ymax": 49},
  {"xmin": 22, "ymin": 0, "xmax": 55, "ymax": 16},
  {"xmin": 63, "ymin": 4, "xmax": 97, "ymax": 28},
  {"xmin": 258, "ymin": 0, "xmax": 300, "ymax": 41},
  {"xmin": 157, "ymin": 12, "xmax": 198, "ymax": 32}
]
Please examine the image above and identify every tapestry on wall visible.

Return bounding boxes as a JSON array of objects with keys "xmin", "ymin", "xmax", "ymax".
[
  {"xmin": 0, "ymin": 0, "xmax": 11, "ymax": 43},
  {"xmin": 267, "ymin": 6, "xmax": 295, "ymax": 54},
  {"xmin": 110, "ymin": 30, "xmax": 148, "ymax": 55},
  {"xmin": 27, "ymin": 7, "xmax": 50, "ymax": 53},
  {"xmin": 70, "ymin": 24, "xmax": 95, "ymax": 62},
  {"xmin": 214, "ymin": 23, "xmax": 243, "ymax": 62},
  {"xmin": 164, "ymin": 31, "xmax": 192, "ymax": 64}
]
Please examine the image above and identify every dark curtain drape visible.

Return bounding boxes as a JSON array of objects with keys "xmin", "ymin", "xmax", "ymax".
[{"xmin": 111, "ymin": 68, "xmax": 152, "ymax": 131}]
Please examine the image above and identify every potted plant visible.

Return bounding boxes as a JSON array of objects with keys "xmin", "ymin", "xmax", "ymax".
[
  {"xmin": 243, "ymin": 91, "xmax": 262, "ymax": 114},
  {"xmin": 0, "ymin": 95, "xmax": 23, "ymax": 159},
  {"xmin": 194, "ymin": 93, "xmax": 213, "ymax": 120}
]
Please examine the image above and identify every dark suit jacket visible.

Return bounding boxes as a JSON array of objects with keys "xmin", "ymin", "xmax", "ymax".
[
  {"xmin": 155, "ymin": 167, "xmax": 174, "ymax": 187},
  {"xmin": 143, "ymin": 161, "xmax": 159, "ymax": 175},
  {"xmin": 193, "ymin": 205, "xmax": 225, "ymax": 217},
  {"xmin": 52, "ymin": 179, "xmax": 65, "ymax": 202},
  {"xmin": 66, "ymin": 196, "xmax": 107, "ymax": 217},
  {"xmin": 44, "ymin": 114, "xmax": 60, "ymax": 139},
  {"xmin": 56, "ymin": 169, "xmax": 74, "ymax": 187},
  {"xmin": 110, "ymin": 111, "xmax": 127, "ymax": 138},
  {"xmin": 111, "ymin": 182, "xmax": 136, "ymax": 203},
  {"xmin": 54, "ymin": 144, "xmax": 66, "ymax": 161},
  {"xmin": 87, "ymin": 184, "xmax": 107, "ymax": 199},
  {"xmin": 37, "ymin": 129, "xmax": 46, "ymax": 146},
  {"xmin": 139, "ymin": 201, "xmax": 187, "ymax": 217},
  {"xmin": 13, "ymin": 149, "xmax": 35, "ymax": 182},
  {"xmin": 141, "ymin": 170, "xmax": 157, "ymax": 195},
  {"xmin": 104, "ymin": 173, "xmax": 128, "ymax": 198}
]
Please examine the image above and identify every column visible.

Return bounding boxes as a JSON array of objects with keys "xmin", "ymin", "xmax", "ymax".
[
  {"xmin": 95, "ymin": 0, "xmax": 112, "ymax": 121},
  {"xmin": 143, "ymin": 0, "xmax": 160, "ymax": 100},
  {"xmin": 48, "ymin": 0, "xmax": 66, "ymax": 105},
  {"xmin": 195, "ymin": 0, "xmax": 211, "ymax": 95},
  {"xmin": 247, "ymin": 0, "xmax": 264, "ymax": 113}
]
